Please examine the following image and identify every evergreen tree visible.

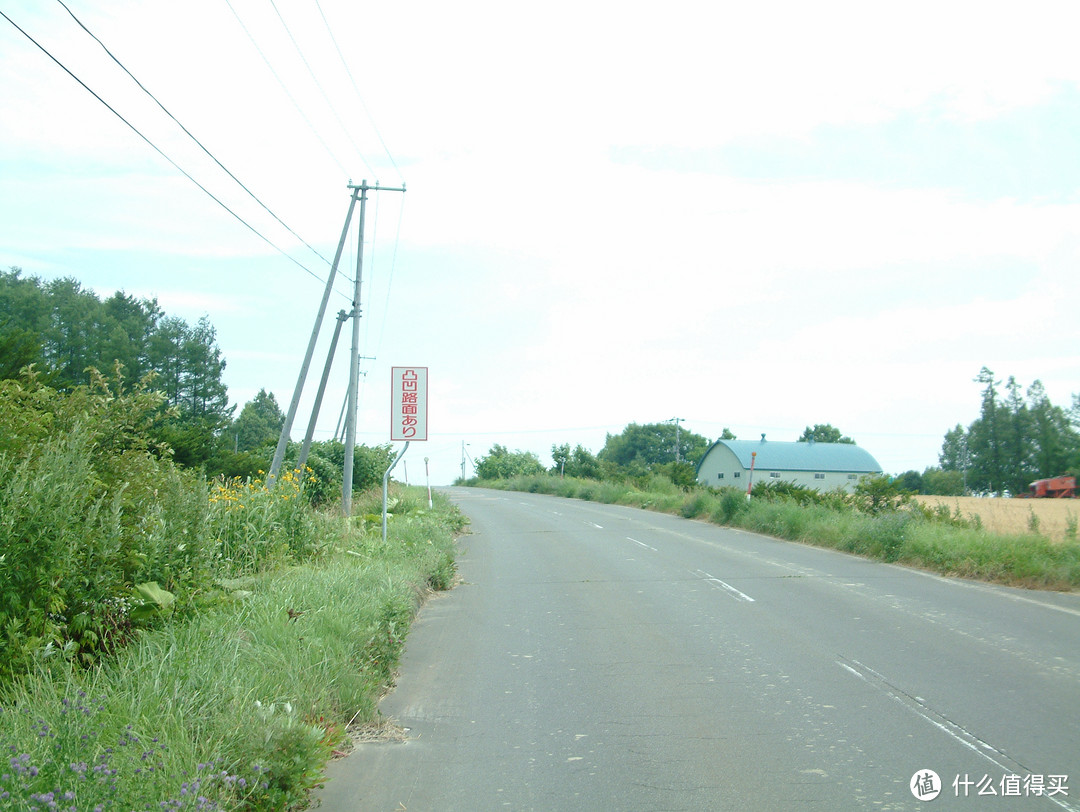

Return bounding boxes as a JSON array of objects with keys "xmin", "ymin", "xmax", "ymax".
[
  {"xmin": 967, "ymin": 367, "xmax": 1006, "ymax": 493},
  {"xmin": 232, "ymin": 389, "xmax": 285, "ymax": 453}
]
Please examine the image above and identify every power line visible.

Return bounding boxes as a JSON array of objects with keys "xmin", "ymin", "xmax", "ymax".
[
  {"xmin": 223, "ymin": 0, "xmax": 358, "ymax": 183},
  {"xmin": 312, "ymin": 0, "xmax": 403, "ymax": 183},
  {"xmin": 267, "ymin": 0, "xmax": 376, "ymax": 180},
  {"xmin": 0, "ymin": 7, "xmax": 339, "ymax": 292},
  {"xmin": 54, "ymin": 0, "xmax": 335, "ymax": 270},
  {"xmin": 372, "ymin": 194, "xmax": 406, "ymax": 360}
]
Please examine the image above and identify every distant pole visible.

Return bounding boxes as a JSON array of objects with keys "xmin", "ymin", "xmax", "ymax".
[
  {"xmin": 425, "ymin": 456, "xmax": 432, "ymax": 508},
  {"xmin": 343, "ymin": 180, "xmax": 405, "ymax": 516},
  {"xmin": 746, "ymin": 451, "xmax": 757, "ymax": 499},
  {"xmin": 668, "ymin": 417, "xmax": 683, "ymax": 463},
  {"xmin": 268, "ymin": 185, "xmax": 360, "ymax": 488}
]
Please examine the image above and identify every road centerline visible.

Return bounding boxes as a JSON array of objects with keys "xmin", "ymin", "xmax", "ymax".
[{"xmin": 692, "ymin": 568, "xmax": 756, "ymax": 602}]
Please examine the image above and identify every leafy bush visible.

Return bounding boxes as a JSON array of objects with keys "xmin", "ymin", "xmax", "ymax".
[{"xmin": 1, "ymin": 487, "xmax": 465, "ymax": 810}]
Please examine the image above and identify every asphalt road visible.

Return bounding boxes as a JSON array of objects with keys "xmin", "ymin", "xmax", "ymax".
[{"xmin": 314, "ymin": 487, "xmax": 1080, "ymax": 811}]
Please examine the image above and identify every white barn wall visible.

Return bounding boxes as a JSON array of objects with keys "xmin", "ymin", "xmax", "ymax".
[{"xmin": 695, "ymin": 440, "xmax": 882, "ymax": 494}]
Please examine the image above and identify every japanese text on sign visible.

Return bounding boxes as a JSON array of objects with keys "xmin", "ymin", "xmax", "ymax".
[{"xmin": 391, "ymin": 367, "xmax": 428, "ymax": 441}]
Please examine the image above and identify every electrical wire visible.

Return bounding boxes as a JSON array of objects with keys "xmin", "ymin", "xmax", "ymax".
[
  {"xmin": 372, "ymin": 194, "xmax": 406, "ymax": 365},
  {"xmin": 53, "ymin": 0, "xmax": 335, "ymax": 270},
  {"xmin": 312, "ymin": 0, "xmax": 403, "ymax": 184},
  {"xmin": 0, "ymin": 7, "xmax": 341, "ymax": 293},
  {"xmin": 267, "ymin": 0, "xmax": 376, "ymax": 180},
  {"xmin": 222, "ymin": 0, "xmax": 353, "ymax": 180}
]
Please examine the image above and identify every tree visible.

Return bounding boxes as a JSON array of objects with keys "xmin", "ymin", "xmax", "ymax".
[
  {"xmin": 1026, "ymin": 380, "xmax": 1079, "ymax": 479},
  {"xmin": 939, "ymin": 424, "xmax": 970, "ymax": 474},
  {"xmin": 798, "ymin": 424, "xmax": 854, "ymax": 444},
  {"xmin": 0, "ymin": 268, "xmax": 48, "ymax": 380},
  {"xmin": 922, "ymin": 467, "xmax": 966, "ymax": 496},
  {"xmin": 1001, "ymin": 376, "xmax": 1034, "ymax": 493},
  {"xmin": 231, "ymin": 389, "xmax": 285, "ymax": 453},
  {"xmin": 894, "ymin": 470, "xmax": 924, "ymax": 493},
  {"xmin": 550, "ymin": 443, "xmax": 602, "ymax": 479},
  {"xmin": 0, "ymin": 268, "xmax": 236, "ymax": 472},
  {"xmin": 570, "ymin": 444, "xmax": 602, "ymax": 479},
  {"xmin": 475, "ymin": 445, "xmax": 544, "ymax": 480},
  {"xmin": 597, "ymin": 422, "xmax": 711, "ymax": 471},
  {"xmin": 0, "ymin": 328, "xmax": 41, "ymax": 381},
  {"xmin": 967, "ymin": 367, "xmax": 1006, "ymax": 493}
]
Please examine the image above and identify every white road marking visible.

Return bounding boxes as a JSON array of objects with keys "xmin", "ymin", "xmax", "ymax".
[
  {"xmin": 627, "ymin": 537, "xmax": 657, "ymax": 551},
  {"xmin": 837, "ymin": 657, "xmax": 1077, "ymax": 811},
  {"xmin": 693, "ymin": 569, "xmax": 755, "ymax": 602}
]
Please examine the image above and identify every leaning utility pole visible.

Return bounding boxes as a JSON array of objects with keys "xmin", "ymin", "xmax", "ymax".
[
  {"xmin": 342, "ymin": 180, "xmax": 405, "ymax": 516},
  {"xmin": 268, "ymin": 185, "xmax": 361, "ymax": 488}
]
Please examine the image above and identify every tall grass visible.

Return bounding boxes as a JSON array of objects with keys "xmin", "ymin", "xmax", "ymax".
[{"xmin": 1, "ymin": 486, "xmax": 463, "ymax": 810}]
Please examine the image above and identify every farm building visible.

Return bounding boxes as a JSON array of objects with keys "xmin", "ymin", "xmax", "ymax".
[{"xmin": 695, "ymin": 436, "xmax": 883, "ymax": 493}]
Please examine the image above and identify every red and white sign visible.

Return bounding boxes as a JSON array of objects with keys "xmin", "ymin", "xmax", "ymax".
[{"xmin": 391, "ymin": 366, "xmax": 428, "ymax": 441}]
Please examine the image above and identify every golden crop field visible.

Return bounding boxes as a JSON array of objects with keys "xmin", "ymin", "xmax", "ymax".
[{"xmin": 913, "ymin": 495, "xmax": 1078, "ymax": 543}]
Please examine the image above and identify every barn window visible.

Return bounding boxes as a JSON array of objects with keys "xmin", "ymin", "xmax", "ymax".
[
  {"xmin": 733, "ymin": 472, "xmax": 741, "ymax": 478},
  {"xmin": 717, "ymin": 473, "xmax": 724, "ymax": 480},
  {"xmin": 847, "ymin": 474, "xmax": 857, "ymax": 480},
  {"xmin": 814, "ymin": 473, "xmax": 825, "ymax": 480},
  {"xmin": 769, "ymin": 472, "xmax": 781, "ymax": 478}
]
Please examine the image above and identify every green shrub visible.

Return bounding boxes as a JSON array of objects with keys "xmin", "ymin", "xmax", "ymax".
[{"xmin": 712, "ymin": 488, "xmax": 750, "ymax": 524}]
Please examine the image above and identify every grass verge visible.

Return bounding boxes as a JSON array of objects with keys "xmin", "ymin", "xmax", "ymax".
[
  {"xmin": 471, "ymin": 475, "xmax": 1080, "ymax": 592},
  {"xmin": 0, "ymin": 486, "xmax": 465, "ymax": 811}
]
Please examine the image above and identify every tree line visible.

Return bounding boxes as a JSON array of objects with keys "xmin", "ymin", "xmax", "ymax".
[
  {"xmin": 935, "ymin": 367, "xmax": 1080, "ymax": 496},
  {"xmin": 0, "ymin": 267, "xmax": 393, "ymax": 489},
  {"xmin": 474, "ymin": 422, "xmax": 854, "ymax": 487},
  {"xmin": 476, "ymin": 388, "xmax": 1080, "ymax": 499}
]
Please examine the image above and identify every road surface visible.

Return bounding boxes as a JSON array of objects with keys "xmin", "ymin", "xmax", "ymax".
[{"xmin": 314, "ymin": 487, "xmax": 1080, "ymax": 811}]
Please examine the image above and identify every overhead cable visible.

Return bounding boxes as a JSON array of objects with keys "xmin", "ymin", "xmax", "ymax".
[
  {"xmin": 54, "ymin": 0, "xmax": 334, "ymax": 270},
  {"xmin": 0, "ymin": 7, "xmax": 343, "ymax": 295},
  {"xmin": 223, "ymin": 0, "xmax": 353, "ymax": 181},
  {"xmin": 313, "ymin": 0, "xmax": 403, "ymax": 183},
  {"xmin": 266, "ymin": 0, "xmax": 376, "ymax": 180}
]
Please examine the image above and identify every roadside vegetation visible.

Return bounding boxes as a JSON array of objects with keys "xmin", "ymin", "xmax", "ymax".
[
  {"xmin": 463, "ymin": 414, "xmax": 1080, "ymax": 592},
  {"xmin": 461, "ymin": 471, "xmax": 1080, "ymax": 592},
  {"xmin": 0, "ymin": 368, "xmax": 464, "ymax": 810}
]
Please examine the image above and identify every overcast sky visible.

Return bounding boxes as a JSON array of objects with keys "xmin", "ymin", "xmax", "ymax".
[{"xmin": 3, "ymin": 0, "xmax": 1079, "ymax": 485}]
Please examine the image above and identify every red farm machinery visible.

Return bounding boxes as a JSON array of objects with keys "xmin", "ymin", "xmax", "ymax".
[{"xmin": 1022, "ymin": 476, "xmax": 1076, "ymax": 498}]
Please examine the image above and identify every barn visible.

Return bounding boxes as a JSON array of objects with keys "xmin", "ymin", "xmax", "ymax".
[{"xmin": 695, "ymin": 436, "xmax": 883, "ymax": 493}]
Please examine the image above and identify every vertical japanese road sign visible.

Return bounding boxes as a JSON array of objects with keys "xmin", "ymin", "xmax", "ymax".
[{"xmin": 391, "ymin": 366, "xmax": 428, "ymax": 441}]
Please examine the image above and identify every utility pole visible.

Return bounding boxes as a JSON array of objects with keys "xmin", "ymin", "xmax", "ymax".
[
  {"xmin": 668, "ymin": 417, "xmax": 684, "ymax": 463},
  {"xmin": 268, "ymin": 185, "xmax": 361, "ymax": 488},
  {"xmin": 343, "ymin": 180, "xmax": 405, "ymax": 516},
  {"xmin": 296, "ymin": 309, "xmax": 349, "ymax": 475}
]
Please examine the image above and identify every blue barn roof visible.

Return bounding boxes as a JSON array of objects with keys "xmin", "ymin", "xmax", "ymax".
[{"xmin": 699, "ymin": 439, "xmax": 882, "ymax": 473}]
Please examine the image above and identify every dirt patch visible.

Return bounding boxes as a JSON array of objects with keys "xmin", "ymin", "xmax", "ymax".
[
  {"xmin": 330, "ymin": 719, "xmax": 410, "ymax": 760},
  {"xmin": 913, "ymin": 495, "xmax": 1079, "ymax": 543}
]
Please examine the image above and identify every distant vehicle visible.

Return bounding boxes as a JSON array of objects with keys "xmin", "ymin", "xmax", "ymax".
[{"xmin": 1020, "ymin": 476, "xmax": 1076, "ymax": 498}]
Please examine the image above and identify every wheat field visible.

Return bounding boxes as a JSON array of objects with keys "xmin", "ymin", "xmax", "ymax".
[{"xmin": 913, "ymin": 495, "xmax": 1078, "ymax": 543}]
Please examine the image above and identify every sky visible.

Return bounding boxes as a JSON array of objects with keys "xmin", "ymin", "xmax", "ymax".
[{"xmin": 2, "ymin": 0, "xmax": 1079, "ymax": 486}]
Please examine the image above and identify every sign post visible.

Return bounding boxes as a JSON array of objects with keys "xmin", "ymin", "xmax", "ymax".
[
  {"xmin": 384, "ymin": 367, "xmax": 428, "ymax": 540},
  {"xmin": 746, "ymin": 451, "xmax": 757, "ymax": 500}
]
